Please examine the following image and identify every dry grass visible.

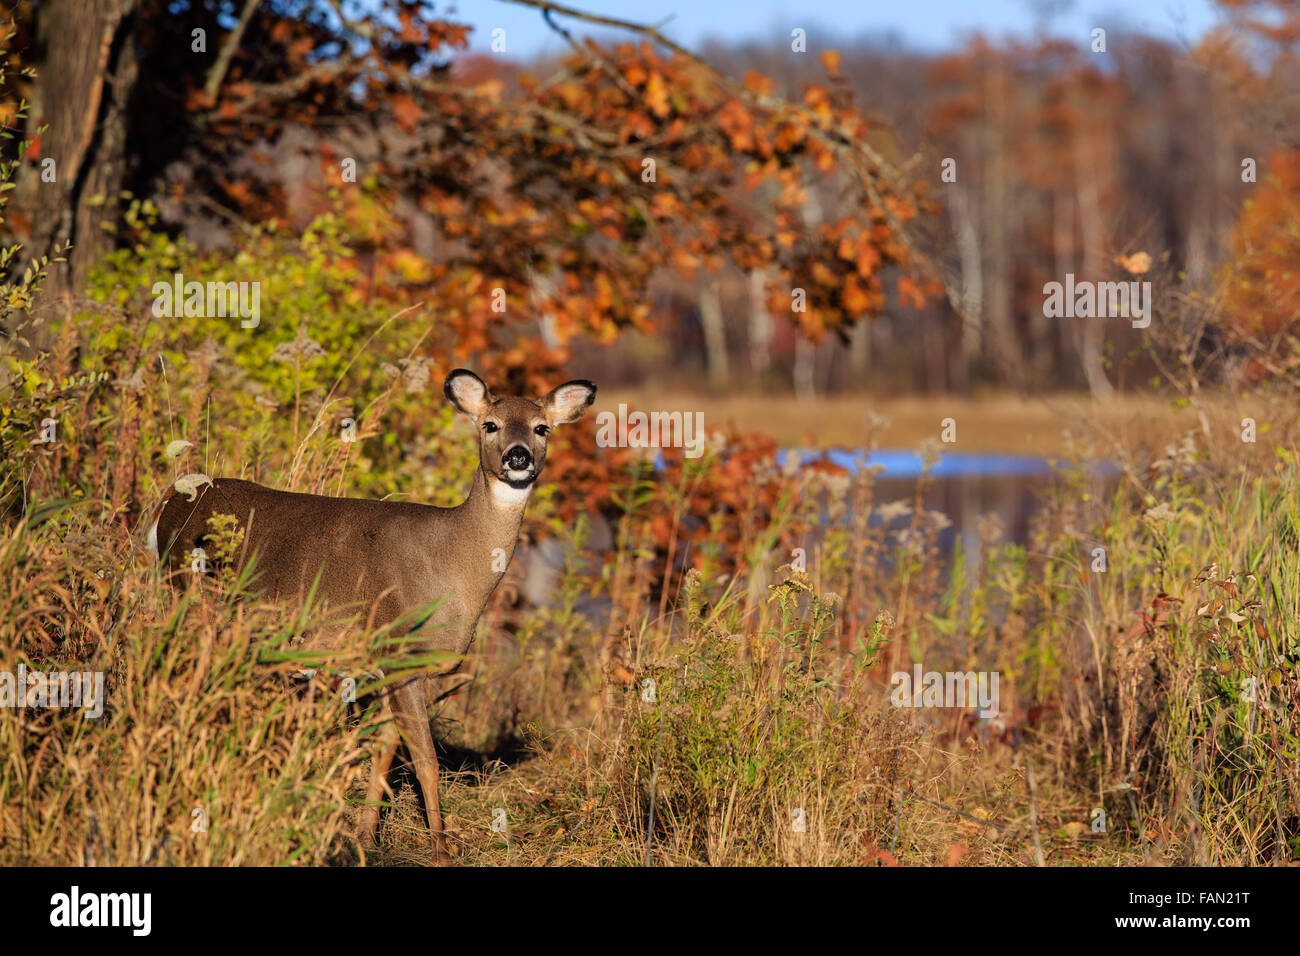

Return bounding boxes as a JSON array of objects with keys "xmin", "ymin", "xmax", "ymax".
[
  {"xmin": 4, "ymin": 382, "xmax": 1298, "ymax": 866},
  {"xmin": 2, "ymin": 283, "xmax": 1296, "ymax": 867},
  {"xmin": 359, "ymin": 414, "xmax": 1299, "ymax": 866}
]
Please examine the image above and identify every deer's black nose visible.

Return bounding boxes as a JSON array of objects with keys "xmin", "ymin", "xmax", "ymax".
[{"xmin": 503, "ymin": 445, "xmax": 533, "ymax": 471}]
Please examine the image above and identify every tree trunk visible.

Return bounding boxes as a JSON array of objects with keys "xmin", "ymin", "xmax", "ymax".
[
  {"xmin": 1073, "ymin": 116, "xmax": 1117, "ymax": 401},
  {"xmin": 1039, "ymin": 188, "xmax": 1073, "ymax": 385},
  {"xmin": 14, "ymin": 0, "xmax": 138, "ymax": 324},
  {"xmin": 698, "ymin": 275, "xmax": 729, "ymax": 387},
  {"xmin": 747, "ymin": 268, "xmax": 772, "ymax": 382},
  {"xmin": 949, "ymin": 184, "xmax": 982, "ymax": 391},
  {"xmin": 847, "ymin": 314, "xmax": 871, "ymax": 382},
  {"xmin": 795, "ymin": 184, "xmax": 825, "ymax": 398},
  {"xmin": 793, "ymin": 336, "xmax": 816, "ymax": 400},
  {"xmin": 982, "ymin": 63, "xmax": 1021, "ymax": 385}
]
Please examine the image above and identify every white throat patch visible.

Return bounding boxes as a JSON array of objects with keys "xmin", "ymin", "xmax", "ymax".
[
  {"xmin": 145, "ymin": 516, "xmax": 160, "ymax": 557},
  {"xmin": 489, "ymin": 477, "xmax": 533, "ymax": 508}
]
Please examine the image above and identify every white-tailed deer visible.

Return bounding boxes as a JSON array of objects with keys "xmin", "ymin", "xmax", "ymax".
[{"xmin": 145, "ymin": 369, "xmax": 597, "ymax": 863}]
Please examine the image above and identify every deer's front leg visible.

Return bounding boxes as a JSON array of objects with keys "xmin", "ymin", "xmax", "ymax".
[{"xmin": 390, "ymin": 676, "xmax": 451, "ymax": 865}]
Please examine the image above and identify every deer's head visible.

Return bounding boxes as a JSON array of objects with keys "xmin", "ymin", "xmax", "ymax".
[{"xmin": 444, "ymin": 369, "xmax": 597, "ymax": 491}]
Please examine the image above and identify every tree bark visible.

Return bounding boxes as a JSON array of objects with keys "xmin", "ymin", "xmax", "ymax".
[
  {"xmin": 747, "ymin": 268, "xmax": 772, "ymax": 382},
  {"xmin": 982, "ymin": 62, "xmax": 1021, "ymax": 385},
  {"xmin": 14, "ymin": 0, "xmax": 138, "ymax": 322},
  {"xmin": 949, "ymin": 183, "xmax": 982, "ymax": 391},
  {"xmin": 793, "ymin": 336, "xmax": 816, "ymax": 400},
  {"xmin": 795, "ymin": 183, "xmax": 825, "ymax": 398},
  {"xmin": 1073, "ymin": 113, "xmax": 1117, "ymax": 401},
  {"xmin": 698, "ymin": 275, "xmax": 729, "ymax": 387},
  {"xmin": 847, "ymin": 312, "xmax": 870, "ymax": 382}
]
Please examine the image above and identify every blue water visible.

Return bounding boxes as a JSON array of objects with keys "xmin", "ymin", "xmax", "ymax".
[
  {"xmin": 779, "ymin": 448, "xmax": 1056, "ymax": 478},
  {"xmin": 656, "ymin": 447, "xmax": 1119, "ymax": 480},
  {"xmin": 780, "ymin": 448, "xmax": 1124, "ymax": 479}
]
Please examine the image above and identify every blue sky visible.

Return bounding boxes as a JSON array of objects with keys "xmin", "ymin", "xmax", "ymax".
[{"xmin": 450, "ymin": 0, "xmax": 1224, "ymax": 59}]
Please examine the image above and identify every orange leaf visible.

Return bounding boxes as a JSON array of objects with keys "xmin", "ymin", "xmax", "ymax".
[
  {"xmin": 743, "ymin": 69, "xmax": 774, "ymax": 97},
  {"xmin": 898, "ymin": 275, "xmax": 926, "ymax": 310},
  {"xmin": 1117, "ymin": 250, "xmax": 1152, "ymax": 275},
  {"xmin": 843, "ymin": 277, "xmax": 871, "ymax": 315},
  {"xmin": 392, "ymin": 93, "xmax": 425, "ymax": 132},
  {"xmin": 645, "ymin": 73, "xmax": 670, "ymax": 118}
]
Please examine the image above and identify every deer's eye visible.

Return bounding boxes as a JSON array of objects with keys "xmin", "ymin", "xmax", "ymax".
[
  {"xmin": 534, "ymin": 424, "xmax": 550, "ymax": 437},
  {"xmin": 483, "ymin": 422, "xmax": 499, "ymax": 434}
]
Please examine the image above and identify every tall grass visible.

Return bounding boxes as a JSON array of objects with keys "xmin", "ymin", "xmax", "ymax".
[{"xmin": 2, "ymin": 235, "xmax": 1296, "ymax": 866}]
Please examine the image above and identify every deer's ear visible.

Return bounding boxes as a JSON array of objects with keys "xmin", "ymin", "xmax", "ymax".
[
  {"xmin": 542, "ymin": 379, "xmax": 597, "ymax": 426},
  {"xmin": 444, "ymin": 369, "xmax": 492, "ymax": 418}
]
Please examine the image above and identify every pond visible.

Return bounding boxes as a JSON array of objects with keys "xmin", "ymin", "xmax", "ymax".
[
  {"xmin": 516, "ymin": 447, "xmax": 1119, "ymax": 606},
  {"xmin": 782, "ymin": 447, "xmax": 1120, "ymax": 551}
]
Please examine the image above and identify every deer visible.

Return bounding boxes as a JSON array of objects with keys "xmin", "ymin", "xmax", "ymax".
[{"xmin": 144, "ymin": 369, "xmax": 598, "ymax": 863}]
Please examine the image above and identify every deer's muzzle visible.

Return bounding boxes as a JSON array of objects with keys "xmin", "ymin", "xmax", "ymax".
[{"xmin": 503, "ymin": 445, "xmax": 533, "ymax": 472}]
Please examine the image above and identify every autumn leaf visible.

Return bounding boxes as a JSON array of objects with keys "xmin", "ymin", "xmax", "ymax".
[
  {"xmin": 802, "ymin": 84, "xmax": 833, "ymax": 121},
  {"xmin": 818, "ymin": 49, "xmax": 842, "ymax": 78},
  {"xmin": 742, "ymin": 69, "xmax": 774, "ymax": 96},
  {"xmin": 624, "ymin": 62, "xmax": 647, "ymax": 87},
  {"xmin": 1118, "ymin": 250, "xmax": 1152, "ymax": 274},
  {"xmin": 843, "ymin": 277, "xmax": 871, "ymax": 315},
  {"xmin": 475, "ymin": 79, "xmax": 504, "ymax": 102},
  {"xmin": 898, "ymin": 275, "xmax": 926, "ymax": 310},
  {"xmin": 392, "ymin": 93, "xmax": 425, "ymax": 132},
  {"xmin": 644, "ymin": 72, "xmax": 670, "ymax": 118}
]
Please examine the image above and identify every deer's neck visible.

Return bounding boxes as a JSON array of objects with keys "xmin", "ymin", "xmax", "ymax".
[{"xmin": 444, "ymin": 466, "xmax": 531, "ymax": 582}]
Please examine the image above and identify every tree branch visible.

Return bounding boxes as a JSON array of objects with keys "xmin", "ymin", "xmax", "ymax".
[
  {"xmin": 498, "ymin": 0, "xmax": 952, "ymax": 305},
  {"xmin": 204, "ymin": 0, "xmax": 264, "ymax": 100}
]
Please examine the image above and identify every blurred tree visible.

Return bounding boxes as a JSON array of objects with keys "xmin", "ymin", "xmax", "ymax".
[
  {"xmin": 10, "ymin": 0, "xmax": 136, "ymax": 303},
  {"xmin": 1221, "ymin": 147, "xmax": 1300, "ymax": 382},
  {"xmin": 4, "ymin": 0, "xmax": 937, "ymax": 387},
  {"xmin": 1209, "ymin": 0, "xmax": 1300, "ymax": 384}
]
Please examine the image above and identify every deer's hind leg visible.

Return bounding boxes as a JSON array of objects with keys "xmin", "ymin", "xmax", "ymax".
[
  {"xmin": 358, "ymin": 697, "xmax": 401, "ymax": 848},
  {"xmin": 390, "ymin": 676, "xmax": 451, "ymax": 865}
]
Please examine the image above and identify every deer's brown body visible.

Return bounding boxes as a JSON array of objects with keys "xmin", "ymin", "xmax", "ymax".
[
  {"xmin": 147, "ymin": 370, "xmax": 596, "ymax": 863},
  {"xmin": 153, "ymin": 472, "xmax": 524, "ymax": 655}
]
